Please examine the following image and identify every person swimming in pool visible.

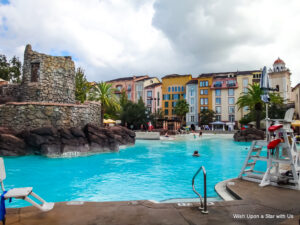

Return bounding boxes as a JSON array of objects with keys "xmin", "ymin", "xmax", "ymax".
[{"xmin": 193, "ymin": 150, "xmax": 200, "ymax": 157}]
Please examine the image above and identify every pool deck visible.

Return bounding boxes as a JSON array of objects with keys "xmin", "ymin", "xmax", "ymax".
[{"xmin": 5, "ymin": 179, "xmax": 300, "ymax": 225}]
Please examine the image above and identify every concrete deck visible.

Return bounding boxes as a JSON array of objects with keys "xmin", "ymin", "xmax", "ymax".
[{"xmin": 5, "ymin": 179, "xmax": 300, "ymax": 225}]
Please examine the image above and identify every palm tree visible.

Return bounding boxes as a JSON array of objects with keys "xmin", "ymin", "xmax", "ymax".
[
  {"xmin": 88, "ymin": 82, "xmax": 120, "ymax": 125},
  {"xmin": 237, "ymin": 83, "xmax": 283, "ymax": 129}
]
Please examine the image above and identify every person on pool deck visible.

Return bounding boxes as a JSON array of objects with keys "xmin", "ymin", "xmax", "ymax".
[
  {"xmin": 193, "ymin": 150, "xmax": 200, "ymax": 157},
  {"xmin": 165, "ymin": 132, "xmax": 169, "ymax": 137}
]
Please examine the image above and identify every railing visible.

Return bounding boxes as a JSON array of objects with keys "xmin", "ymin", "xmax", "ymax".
[{"xmin": 192, "ymin": 165, "xmax": 208, "ymax": 214}]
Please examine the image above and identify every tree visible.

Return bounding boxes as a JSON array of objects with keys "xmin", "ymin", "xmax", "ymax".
[
  {"xmin": 237, "ymin": 83, "xmax": 283, "ymax": 129},
  {"xmin": 174, "ymin": 99, "xmax": 189, "ymax": 125},
  {"xmin": 0, "ymin": 54, "xmax": 22, "ymax": 83},
  {"xmin": 75, "ymin": 67, "xmax": 91, "ymax": 103},
  {"xmin": 9, "ymin": 56, "xmax": 22, "ymax": 83},
  {"xmin": 88, "ymin": 82, "xmax": 120, "ymax": 125},
  {"xmin": 199, "ymin": 109, "xmax": 215, "ymax": 125},
  {"xmin": 120, "ymin": 97, "xmax": 147, "ymax": 129}
]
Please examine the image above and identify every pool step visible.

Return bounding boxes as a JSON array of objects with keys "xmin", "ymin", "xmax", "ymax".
[{"xmin": 159, "ymin": 197, "xmax": 222, "ymax": 204}]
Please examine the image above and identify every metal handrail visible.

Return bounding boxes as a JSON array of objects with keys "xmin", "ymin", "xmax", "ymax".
[{"xmin": 192, "ymin": 166, "xmax": 208, "ymax": 214}]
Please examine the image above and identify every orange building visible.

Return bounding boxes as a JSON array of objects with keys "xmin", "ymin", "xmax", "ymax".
[{"xmin": 161, "ymin": 74, "xmax": 192, "ymax": 120}]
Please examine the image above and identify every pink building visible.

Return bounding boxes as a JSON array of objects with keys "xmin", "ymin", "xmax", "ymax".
[
  {"xmin": 144, "ymin": 83, "xmax": 162, "ymax": 113},
  {"xmin": 106, "ymin": 75, "xmax": 149, "ymax": 101}
]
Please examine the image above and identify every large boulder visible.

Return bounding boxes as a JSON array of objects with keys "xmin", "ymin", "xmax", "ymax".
[
  {"xmin": 0, "ymin": 134, "xmax": 29, "ymax": 156},
  {"xmin": 0, "ymin": 124, "xmax": 136, "ymax": 157},
  {"xmin": 234, "ymin": 128, "xmax": 265, "ymax": 142}
]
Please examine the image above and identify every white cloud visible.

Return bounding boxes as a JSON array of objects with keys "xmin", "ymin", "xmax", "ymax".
[{"xmin": 0, "ymin": 0, "xmax": 299, "ymax": 85}]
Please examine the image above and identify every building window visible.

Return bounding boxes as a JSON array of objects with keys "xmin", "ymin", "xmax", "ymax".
[
  {"xmin": 243, "ymin": 106, "xmax": 249, "ymax": 111},
  {"xmin": 228, "ymin": 106, "xmax": 235, "ymax": 114},
  {"xmin": 215, "ymin": 106, "xmax": 221, "ymax": 114},
  {"xmin": 214, "ymin": 81, "xmax": 222, "ymax": 87},
  {"xmin": 175, "ymin": 86, "xmax": 177, "ymax": 92},
  {"xmin": 216, "ymin": 115, "xmax": 221, "ymax": 121},
  {"xmin": 228, "ymin": 89, "xmax": 234, "ymax": 96},
  {"xmin": 172, "ymin": 87, "xmax": 174, "ymax": 92},
  {"xmin": 127, "ymin": 85, "xmax": 131, "ymax": 91},
  {"xmin": 216, "ymin": 97, "xmax": 221, "ymax": 105},
  {"xmin": 190, "ymin": 88, "xmax": 194, "ymax": 97},
  {"xmin": 215, "ymin": 89, "xmax": 221, "ymax": 96},
  {"xmin": 147, "ymin": 99, "xmax": 152, "ymax": 105},
  {"xmin": 200, "ymin": 106, "xmax": 208, "ymax": 111},
  {"xmin": 190, "ymin": 106, "xmax": 194, "ymax": 113},
  {"xmin": 229, "ymin": 115, "xmax": 235, "ymax": 122},
  {"xmin": 128, "ymin": 92, "xmax": 131, "ymax": 100},
  {"xmin": 172, "ymin": 101, "xmax": 177, "ymax": 107},
  {"xmin": 200, "ymin": 98, "xmax": 208, "ymax": 105},
  {"xmin": 31, "ymin": 63, "xmax": 40, "ymax": 82},
  {"xmin": 164, "ymin": 109, "xmax": 168, "ymax": 115},
  {"xmin": 178, "ymin": 86, "xmax": 180, "ymax": 91},
  {"xmin": 165, "ymin": 102, "xmax": 169, "ymax": 107},
  {"xmin": 190, "ymin": 98, "xmax": 194, "ymax": 105},
  {"xmin": 200, "ymin": 89, "xmax": 208, "ymax": 95},
  {"xmin": 168, "ymin": 87, "xmax": 171, "ymax": 92},
  {"xmin": 228, "ymin": 97, "xmax": 235, "ymax": 105},
  {"xmin": 243, "ymin": 79, "xmax": 248, "ymax": 87},
  {"xmin": 199, "ymin": 80, "xmax": 209, "ymax": 87},
  {"xmin": 147, "ymin": 91, "xmax": 152, "ymax": 97},
  {"xmin": 181, "ymin": 86, "xmax": 184, "ymax": 92},
  {"xmin": 174, "ymin": 94, "xmax": 180, "ymax": 100},
  {"xmin": 191, "ymin": 116, "xmax": 194, "ymax": 122},
  {"xmin": 172, "ymin": 109, "xmax": 175, "ymax": 115},
  {"xmin": 157, "ymin": 92, "xmax": 160, "ymax": 106},
  {"xmin": 243, "ymin": 87, "xmax": 248, "ymax": 93},
  {"xmin": 227, "ymin": 80, "xmax": 236, "ymax": 87},
  {"xmin": 276, "ymin": 85, "xmax": 280, "ymax": 91}
]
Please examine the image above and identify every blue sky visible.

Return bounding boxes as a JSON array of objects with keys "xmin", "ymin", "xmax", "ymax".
[{"xmin": 0, "ymin": 0, "xmax": 299, "ymax": 85}]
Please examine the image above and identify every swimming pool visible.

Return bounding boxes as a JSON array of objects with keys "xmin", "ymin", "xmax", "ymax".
[{"xmin": 4, "ymin": 134, "xmax": 255, "ymax": 208}]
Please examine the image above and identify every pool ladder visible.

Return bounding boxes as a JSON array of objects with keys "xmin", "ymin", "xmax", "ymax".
[{"xmin": 192, "ymin": 165, "xmax": 208, "ymax": 214}]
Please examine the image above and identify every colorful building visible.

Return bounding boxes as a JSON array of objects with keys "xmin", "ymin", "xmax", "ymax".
[
  {"xmin": 161, "ymin": 74, "xmax": 192, "ymax": 120},
  {"xmin": 106, "ymin": 75, "xmax": 148, "ymax": 101},
  {"xmin": 186, "ymin": 79, "xmax": 198, "ymax": 126},
  {"xmin": 144, "ymin": 82, "xmax": 162, "ymax": 113},
  {"xmin": 135, "ymin": 77, "xmax": 160, "ymax": 103},
  {"xmin": 235, "ymin": 70, "xmax": 262, "ymax": 123}
]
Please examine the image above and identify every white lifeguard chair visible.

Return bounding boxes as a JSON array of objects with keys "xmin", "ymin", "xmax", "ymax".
[
  {"xmin": 0, "ymin": 158, "xmax": 54, "ymax": 211},
  {"xmin": 239, "ymin": 109, "xmax": 300, "ymax": 190}
]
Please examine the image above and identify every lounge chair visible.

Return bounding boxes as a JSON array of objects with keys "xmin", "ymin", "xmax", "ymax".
[{"xmin": 0, "ymin": 158, "xmax": 54, "ymax": 212}]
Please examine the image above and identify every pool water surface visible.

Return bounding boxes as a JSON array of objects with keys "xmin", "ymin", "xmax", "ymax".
[{"xmin": 4, "ymin": 134, "xmax": 256, "ymax": 208}]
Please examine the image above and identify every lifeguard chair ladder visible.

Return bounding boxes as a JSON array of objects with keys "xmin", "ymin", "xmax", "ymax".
[{"xmin": 239, "ymin": 124, "xmax": 300, "ymax": 190}]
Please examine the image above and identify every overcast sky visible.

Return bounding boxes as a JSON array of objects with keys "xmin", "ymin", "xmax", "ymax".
[{"xmin": 0, "ymin": 0, "xmax": 299, "ymax": 85}]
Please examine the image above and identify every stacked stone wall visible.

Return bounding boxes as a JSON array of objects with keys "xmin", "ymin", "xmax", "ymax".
[
  {"xmin": 20, "ymin": 45, "xmax": 75, "ymax": 103},
  {"xmin": 0, "ymin": 84, "xmax": 21, "ymax": 102},
  {"xmin": 0, "ymin": 101, "xmax": 101, "ymax": 131}
]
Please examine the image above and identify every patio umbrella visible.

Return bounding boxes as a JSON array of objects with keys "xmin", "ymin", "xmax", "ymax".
[
  {"xmin": 103, "ymin": 119, "xmax": 116, "ymax": 124},
  {"xmin": 292, "ymin": 120, "xmax": 300, "ymax": 127},
  {"xmin": 260, "ymin": 66, "xmax": 270, "ymax": 140},
  {"xmin": 260, "ymin": 66, "xmax": 270, "ymax": 103}
]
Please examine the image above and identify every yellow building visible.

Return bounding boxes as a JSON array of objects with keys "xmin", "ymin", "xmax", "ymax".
[
  {"xmin": 197, "ymin": 74, "xmax": 213, "ymax": 112},
  {"xmin": 161, "ymin": 74, "xmax": 192, "ymax": 120},
  {"xmin": 235, "ymin": 70, "xmax": 261, "ymax": 123}
]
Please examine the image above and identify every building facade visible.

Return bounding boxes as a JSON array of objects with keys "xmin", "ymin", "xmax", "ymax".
[
  {"xmin": 161, "ymin": 74, "xmax": 192, "ymax": 120},
  {"xmin": 107, "ymin": 75, "xmax": 149, "ymax": 101},
  {"xmin": 292, "ymin": 83, "xmax": 300, "ymax": 119},
  {"xmin": 268, "ymin": 58, "xmax": 292, "ymax": 103},
  {"xmin": 186, "ymin": 79, "xmax": 198, "ymax": 126},
  {"xmin": 144, "ymin": 83, "xmax": 162, "ymax": 113},
  {"xmin": 135, "ymin": 77, "xmax": 160, "ymax": 103}
]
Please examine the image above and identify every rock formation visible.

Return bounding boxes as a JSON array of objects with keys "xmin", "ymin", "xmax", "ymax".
[
  {"xmin": 0, "ymin": 124, "xmax": 135, "ymax": 157},
  {"xmin": 233, "ymin": 128, "xmax": 265, "ymax": 142}
]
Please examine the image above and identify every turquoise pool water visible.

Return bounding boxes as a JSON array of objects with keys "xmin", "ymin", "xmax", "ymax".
[{"xmin": 4, "ymin": 134, "xmax": 257, "ymax": 208}]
